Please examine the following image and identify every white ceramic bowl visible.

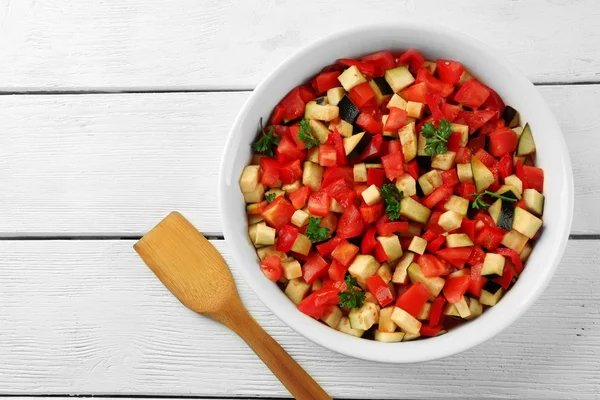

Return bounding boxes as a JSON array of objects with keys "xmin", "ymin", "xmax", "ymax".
[{"xmin": 219, "ymin": 23, "xmax": 573, "ymax": 363}]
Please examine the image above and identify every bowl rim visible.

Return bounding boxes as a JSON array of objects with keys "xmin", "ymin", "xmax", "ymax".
[{"xmin": 219, "ymin": 22, "xmax": 574, "ymax": 363}]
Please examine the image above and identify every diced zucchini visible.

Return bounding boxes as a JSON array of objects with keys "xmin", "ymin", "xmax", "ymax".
[
  {"xmin": 496, "ymin": 184, "xmax": 522, "ymax": 200},
  {"xmin": 457, "ymin": 163, "xmax": 474, "ymax": 183},
  {"xmin": 381, "ymin": 115, "xmax": 397, "ymax": 138},
  {"xmin": 501, "ymin": 229, "xmax": 529, "ymax": 253},
  {"xmin": 503, "ymin": 105, "xmax": 520, "ymax": 128},
  {"xmin": 458, "ymin": 69, "xmax": 473, "ymax": 86},
  {"xmin": 284, "ymin": 278, "xmax": 311, "ymax": 304},
  {"xmin": 480, "ymin": 282, "xmax": 504, "ymax": 306},
  {"xmin": 489, "ymin": 199, "xmax": 502, "ymax": 225},
  {"xmin": 291, "ymin": 233, "xmax": 312, "ymax": 255},
  {"xmin": 247, "ymin": 213, "xmax": 264, "ymax": 225},
  {"xmin": 399, "ymin": 121, "xmax": 418, "ymax": 162},
  {"xmin": 387, "ymin": 93, "xmax": 408, "ymax": 110},
  {"xmin": 417, "ymin": 131, "xmax": 427, "ymax": 156},
  {"xmin": 512, "ymin": 206, "xmax": 543, "ymax": 239},
  {"xmin": 418, "ymin": 169, "xmax": 443, "ymax": 196},
  {"xmin": 248, "ymin": 223, "xmax": 259, "ymax": 246},
  {"xmin": 377, "ymin": 263, "xmax": 393, "ymax": 284},
  {"xmin": 349, "ymin": 302, "xmax": 379, "ymax": 330},
  {"xmin": 348, "ymin": 255, "xmax": 380, "ymax": 283},
  {"xmin": 255, "ymin": 223, "xmax": 276, "ymax": 245},
  {"xmin": 403, "ymin": 332, "xmax": 421, "ymax": 341},
  {"xmin": 377, "ymin": 235, "xmax": 403, "ymax": 262},
  {"xmin": 392, "ymin": 252, "xmax": 415, "ymax": 284},
  {"xmin": 353, "ymin": 163, "xmax": 368, "ymax": 182},
  {"xmin": 256, "ymin": 246, "xmax": 287, "ymax": 261},
  {"xmin": 378, "ymin": 306, "xmax": 397, "ymax": 333},
  {"xmin": 517, "ymin": 123, "xmax": 536, "ymax": 156},
  {"xmin": 239, "ymin": 165, "xmax": 260, "ymax": 193},
  {"xmin": 304, "ymin": 101, "xmax": 339, "ymax": 121},
  {"xmin": 450, "ymin": 123, "xmax": 469, "ymax": 146},
  {"xmin": 444, "ymin": 195, "xmax": 469, "ymax": 216},
  {"xmin": 504, "ymin": 174, "xmax": 523, "ymax": 195},
  {"xmin": 431, "ymin": 151, "xmax": 456, "ymax": 171},
  {"xmin": 374, "ymin": 331, "xmax": 405, "ymax": 343},
  {"xmin": 362, "ymin": 184, "xmax": 382, "ymax": 206},
  {"xmin": 523, "ymin": 188, "xmax": 544, "ymax": 216},
  {"xmin": 423, "ymin": 60, "xmax": 437, "ymax": 74},
  {"xmin": 337, "ymin": 316, "xmax": 365, "ymax": 337},
  {"xmin": 398, "ymin": 222, "xmax": 423, "ymax": 238},
  {"xmin": 438, "ymin": 210, "xmax": 463, "ymax": 232},
  {"xmin": 481, "ymin": 253, "xmax": 505, "ymax": 276},
  {"xmin": 343, "ymin": 131, "xmax": 367, "ymax": 155},
  {"xmin": 326, "ymin": 87, "xmax": 346, "ymax": 106},
  {"xmin": 446, "ymin": 233, "xmax": 474, "ymax": 248},
  {"xmin": 407, "ymin": 263, "xmax": 445, "ymax": 297},
  {"xmin": 471, "ymin": 155, "xmax": 494, "ymax": 192},
  {"xmin": 391, "ymin": 306, "xmax": 422, "ymax": 334},
  {"xmin": 454, "ymin": 296, "xmax": 471, "ymax": 318},
  {"xmin": 282, "ymin": 259, "xmax": 302, "ymax": 280},
  {"xmin": 444, "ymin": 302, "xmax": 460, "ymax": 317},
  {"xmin": 400, "ymin": 197, "xmax": 432, "ymax": 224},
  {"xmin": 311, "ymin": 278, "xmax": 322, "ymax": 291},
  {"xmin": 512, "ymin": 126, "xmax": 524, "ymax": 137},
  {"xmin": 364, "ymin": 291, "xmax": 378, "ymax": 304},
  {"xmin": 520, "ymin": 242, "xmax": 533, "ymax": 261},
  {"xmin": 302, "ymin": 161, "xmax": 323, "ymax": 191},
  {"xmin": 243, "ymin": 183, "xmax": 265, "ymax": 203},
  {"xmin": 265, "ymin": 188, "xmax": 285, "ymax": 200},
  {"xmin": 366, "ymin": 163, "xmax": 382, "ymax": 169},
  {"xmin": 466, "ymin": 297, "xmax": 483, "ymax": 319},
  {"xmin": 406, "ymin": 101, "xmax": 425, "ymax": 119},
  {"xmin": 395, "ymin": 174, "xmax": 417, "ymax": 197},
  {"xmin": 247, "ymin": 202, "xmax": 266, "ymax": 215},
  {"xmin": 338, "ymin": 65, "xmax": 367, "ymax": 91},
  {"xmin": 368, "ymin": 80, "xmax": 388, "ymax": 106},
  {"xmin": 448, "ymin": 269, "xmax": 469, "ymax": 278},
  {"xmin": 291, "ymin": 209, "xmax": 309, "ymax": 227},
  {"xmin": 281, "ymin": 180, "xmax": 302, "ymax": 194},
  {"xmin": 416, "ymin": 302, "xmax": 432, "ymax": 320},
  {"xmin": 321, "ymin": 306, "xmax": 343, "ymax": 328},
  {"xmin": 329, "ymin": 198, "xmax": 344, "ymax": 213},
  {"xmin": 307, "ymin": 147, "xmax": 319, "ymax": 163},
  {"xmin": 309, "ymin": 119, "xmax": 332, "ymax": 144},
  {"xmin": 329, "ymin": 119, "xmax": 353, "ymax": 138},
  {"xmin": 384, "ymin": 66, "xmax": 415, "ymax": 93},
  {"xmin": 408, "ymin": 236, "xmax": 428, "ymax": 255}
]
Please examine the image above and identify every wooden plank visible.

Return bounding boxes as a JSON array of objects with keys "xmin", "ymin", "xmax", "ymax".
[
  {"xmin": 0, "ymin": 239, "xmax": 598, "ymax": 399},
  {"xmin": 0, "ymin": 85, "xmax": 598, "ymax": 236},
  {"xmin": 1, "ymin": 0, "xmax": 599, "ymax": 91}
]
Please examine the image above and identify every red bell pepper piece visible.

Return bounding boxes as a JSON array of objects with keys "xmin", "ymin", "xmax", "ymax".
[
  {"xmin": 474, "ymin": 148, "xmax": 498, "ymax": 169},
  {"xmin": 327, "ymin": 129, "xmax": 349, "ymax": 166},
  {"xmin": 316, "ymin": 236, "xmax": 343, "ymax": 257},
  {"xmin": 384, "ymin": 107, "xmax": 408, "ymax": 131},
  {"xmin": 515, "ymin": 159, "xmax": 527, "ymax": 190},
  {"xmin": 262, "ymin": 197, "xmax": 297, "ymax": 229},
  {"xmin": 279, "ymin": 159, "xmax": 303, "ymax": 184},
  {"xmin": 328, "ymin": 259, "xmax": 348, "ymax": 282},
  {"xmin": 323, "ymin": 178, "xmax": 356, "ymax": 208},
  {"xmin": 288, "ymin": 185, "xmax": 311, "ymax": 209},
  {"xmin": 441, "ymin": 169, "xmax": 459, "ymax": 187},
  {"xmin": 467, "ymin": 245, "xmax": 486, "ymax": 267},
  {"xmin": 355, "ymin": 134, "xmax": 383, "ymax": 163},
  {"xmin": 447, "ymin": 132, "xmax": 462, "ymax": 152},
  {"xmin": 276, "ymin": 136, "xmax": 305, "ymax": 164},
  {"xmin": 318, "ymin": 144, "xmax": 337, "ymax": 167},
  {"xmin": 381, "ymin": 151, "xmax": 405, "ymax": 181},
  {"xmin": 522, "ymin": 166, "xmax": 544, "ymax": 192},
  {"xmin": 455, "ymin": 110, "xmax": 496, "ymax": 134},
  {"xmin": 270, "ymin": 104, "xmax": 286, "ymax": 125},
  {"xmin": 338, "ymin": 58, "xmax": 379, "ymax": 78},
  {"xmin": 360, "ymin": 202, "xmax": 385, "ymax": 225},
  {"xmin": 297, "ymin": 287, "xmax": 340, "ymax": 319},
  {"xmin": 441, "ymin": 103, "xmax": 462, "ymax": 122},
  {"xmin": 481, "ymin": 87, "xmax": 505, "ymax": 119},
  {"xmin": 496, "ymin": 247, "xmax": 524, "ymax": 275},
  {"xmin": 494, "ymin": 263, "xmax": 515, "ymax": 289},
  {"xmin": 436, "ymin": 247, "xmax": 473, "ymax": 269},
  {"xmin": 373, "ymin": 241, "xmax": 389, "ymax": 262},
  {"xmin": 498, "ymin": 153, "xmax": 513, "ymax": 180},
  {"xmin": 436, "ymin": 59, "xmax": 464, "ymax": 86},
  {"xmin": 400, "ymin": 82, "xmax": 428, "ymax": 103},
  {"xmin": 422, "ymin": 229, "xmax": 439, "ymax": 242},
  {"xmin": 418, "ymin": 254, "xmax": 450, "ymax": 277},
  {"xmin": 260, "ymin": 256, "xmax": 283, "ymax": 282},
  {"xmin": 361, "ymin": 226, "xmax": 378, "ymax": 254},
  {"xmin": 461, "ymin": 219, "xmax": 476, "ymax": 241},
  {"xmin": 455, "ymin": 146, "xmax": 472, "ymax": 164},
  {"xmin": 322, "ymin": 166, "xmax": 353, "ymax": 187},
  {"xmin": 337, "ymin": 204, "xmax": 365, "ymax": 239},
  {"xmin": 420, "ymin": 324, "xmax": 444, "ymax": 337},
  {"xmin": 313, "ymin": 71, "xmax": 341, "ymax": 93},
  {"xmin": 419, "ymin": 71, "xmax": 454, "ymax": 98},
  {"xmin": 425, "ymin": 211, "xmax": 446, "ymax": 235},
  {"xmin": 367, "ymin": 168, "xmax": 385, "ymax": 187},
  {"xmin": 331, "ymin": 240, "xmax": 359, "ymax": 266},
  {"xmin": 366, "ymin": 275, "xmax": 396, "ymax": 307},
  {"xmin": 423, "ymin": 184, "xmax": 455, "ymax": 208},
  {"xmin": 454, "ymin": 79, "xmax": 491, "ymax": 109},
  {"xmin": 396, "ymin": 282, "xmax": 431, "ymax": 316},
  {"xmin": 362, "ymin": 51, "xmax": 396, "ymax": 71},
  {"xmin": 376, "ymin": 221, "xmax": 410, "ymax": 236},
  {"xmin": 357, "ymin": 112, "xmax": 383, "ymax": 134},
  {"xmin": 275, "ymin": 224, "xmax": 299, "ymax": 252},
  {"xmin": 348, "ymin": 81, "xmax": 377, "ymax": 110},
  {"xmin": 260, "ymin": 157, "xmax": 281, "ymax": 187},
  {"xmin": 397, "ymin": 49, "xmax": 425, "ymax": 73},
  {"xmin": 476, "ymin": 226, "xmax": 504, "ymax": 251},
  {"xmin": 426, "ymin": 235, "xmax": 447, "ymax": 253},
  {"xmin": 488, "ymin": 128, "xmax": 518, "ymax": 157},
  {"xmin": 307, "ymin": 191, "xmax": 332, "ymax": 217},
  {"xmin": 407, "ymin": 160, "xmax": 419, "ymax": 180},
  {"xmin": 443, "ymin": 276, "xmax": 470, "ymax": 303},
  {"xmin": 430, "ymin": 296, "xmax": 447, "ymax": 325},
  {"xmin": 302, "ymin": 253, "xmax": 330, "ymax": 284}
]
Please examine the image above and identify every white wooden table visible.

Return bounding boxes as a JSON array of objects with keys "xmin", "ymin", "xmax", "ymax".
[{"xmin": 1, "ymin": 1, "xmax": 599, "ymax": 399}]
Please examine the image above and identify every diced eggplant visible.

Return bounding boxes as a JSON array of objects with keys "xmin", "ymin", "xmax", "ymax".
[
  {"xmin": 512, "ymin": 206, "xmax": 543, "ymax": 239},
  {"xmin": 471, "ymin": 155, "xmax": 494, "ymax": 192},
  {"xmin": 502, "ymin": 105, "xmax": 520, "ymax": 128},
  {"xmin": 495, "ymin": 193, "xmax": 516, "ymax": 231},
  {"xmin": 481, "ymin": 253, "xmax": 505, "ymax": 277},
  {"xmin": 315, "ymin": 96, "xmax": 328, "ymax": 105},
  {"xmin": 416, "ymin": 155, "xmax": 432, "ymax": 169},
  {"xmin": 337, "ymin": 95, "xmax": 361, "ymax": 127},
  {"xmin": 517, "ymin": 123, "xmax": 536, "ymax": 156},
  {"xmin": 344, "ymin": 131, "xmax": 371, "ymax": 161},
  {"xmin": 480, "ymin": 281, "xmax": 503, "ymax": 306},
  {"xmin": 373, "ymin": 76, "xmax": 394, "ymax": 95}
]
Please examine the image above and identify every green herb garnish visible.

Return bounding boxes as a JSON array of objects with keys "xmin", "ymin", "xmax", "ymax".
[
  {"xmin": 338, "ymin": 275, "xmax": 366, "ymax": 309},
  {"xmin": 265, "ymin": 193, "xmax": 276, "ymax": 202},
  {"xmin": 470, "ymin": 190, "xmax": 518, "ymax": 209},
  {"xmin": 297, "ymin": 119, "xmax": 320, "ymax": 149},
  {"xmin": 306, "ymin": 217, "xmax": 330, "ymax": 243},
  {"xmin": 252, "ymin": 118, "xmax": 280, "ymax": 157},
  {"xmin": 381, "ymin": 184, "xmax": 403, "ymax": 221},
  {"xmin": 421, "ymin": 119, "xmax": 452, "ymax": 156}
]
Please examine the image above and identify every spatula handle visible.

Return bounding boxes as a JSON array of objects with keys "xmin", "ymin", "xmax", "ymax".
[{"xmin": 218, "ymin": 304, "xmax": 332, "ymax": 400}]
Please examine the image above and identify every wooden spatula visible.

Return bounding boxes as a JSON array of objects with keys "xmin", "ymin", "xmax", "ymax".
[{"xmin": 134, "ymin": 211, "xmax": 331, "ymax": 400}]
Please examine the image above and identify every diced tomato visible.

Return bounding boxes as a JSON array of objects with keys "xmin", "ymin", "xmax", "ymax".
[
  {"xmin": 474, "ymin": 148, "xmax": 498, "ymax": 169},
  {"xmin": 367, "ymin": 168, "xmax": 385, "ymax": 187},
  {"xmin": 496, "ymin": 247, "xmax": 524, "ymax": 275},
  {"xmin": 279, "ymin": 159, "xmax": 303, "ymax": 184},
  {"xmin": 407, "ymin": 160, "xmax": 419, "ymax": 180},
  {"xmin": 289, "ymin": 185, "xmax": 311, "ymax": 209},
  {"xmin": 384, "ymin": 107, "xmax": 408, "ymax": 131},
  {"xmin": 494, "ymin": 262, "xmax": 515, "ymax": 289},
  {"xmin": 276, "ymin": 136, "xmax": 305, "ymax": 164},
  {"xmin": 328, "ymin": 128, "xmax": 349, "ymax": 166},
  {"xmin": 522, "ymin": 166, "xmax": 544, "ymax": 192},
  {"xmin": 298, "ymin": 85, "xmax": 315, "ymax": 104},
  {"xmin": 381, "ymin": 151, "xmax": 405, "ymax": 181},
  {"xmin": 323, "ymin": 178, "xmax": 355, "ymax": 209},
  {"xmin": 481, "ymin": 87, "xmax": 505, "ymax": 119},
  {"xmin": 398, "ymin": 49, "xmax": 425, "ymax": 73},
  {"xmin": 322, "ymin": 166, "xmax": 353, "ymax": 188},
  {"xmin": 455, "ymin": 146, "xmax": 472, "ymax": 164},
  {"xmin": 348, "ymin": 81, "xmax": 377, "ymax": 110},
  {"xmin": 455, "ymin": 182, "xmax": 477, "ymax": 200},
  {"xmin": 461, "ymin": 219, "xmax": 476, "ymax": 241},
  {"xmin": 318, "ymin": 144, "xmax": 337, "ymax": 167},
  {"xmin": 425, "ymin": 211, "xmax": 445, "ymax": 235},
  {"xmin": 468, "ymin": 263, "xmax": 487, "ymax": 297},
  {"xmin": 331, "ymin": 240, "xmax": 360, "ymax": 266},
  {"xmin": 262, "ymin": 197, "xmax": 297, "ymax": 228},
  {"xmin": 362, "ymin": 50, "xmax": 396, "ymax": 71},
  {"xmin": 313, "ymin": 71, "xmax": 341, "ymax": 93},
  {"xmin": 270, "ymin": 104, "xmax": 286, "ymax": 125},
  {"xmin": 422, "ymin": 229, "xmax": 438, "ymax": 242},
  {"xmin": 297, "ymin": 287, "xmax": 340, "ymax": 319},
  {"xmin": 445, "ymin": 131, "xmax": 461, "ymax": 152},
  {"xmin": 302, "ymin": 253, "xmax": 330, "ymax": 284},
  {"xmin": 361, "ymin": 226, "xmax": 378, "ymax": 254},
  {"xmin": 440, "ymin": 103, "xmax": 461, "ymax": 123},
  {"xmin": 420, "ymin": 324, "xmax": 444, "ymax": 337},
  {"xmin": 316, "ymin": 236, "xmax": 343, "ymax": 257},
  {"xmin": 337, "ymin": 204, "xmax": 365, "ymax": 239},
  {"xmin": 355, "ymin": 134, "xmax": 383, "ymax": 163},
  {"xmin": 467, "ymin": 136, "xmax": 487, "ymax": 154},
  {"xmin": 357, "ymin": 112, "xmax": 383, "ymax": 134},
  {"xmin": 488, "ymin": 128, "xmax": 518, "ymax": 157},
  {"xmin": 476, "ymin": 226, "xmax": 504, "ymax": 251},
  {"xmin": 322, "ymin": 277, "xmax": 347, "ymax": 291},
  {"xmin": 307, "ymin": 191, "xmax": 331, "ymax": 217},
  {"xmin": 400, "ymin": 82, "xmax": 428, "ymax": 103},
  {"xmin": 418, "ymin": 69, "xmax": 454, "ymax": 97},
  {"xmin": 418, "ymin": 254, "xmax": 450, "ymax": 277},
  {"xmin": 260, "ymin": 157, "xmax": 281, "ymax": 186},
  {"xmin": 498, "ymin": 153, "xmax": 513, "ymax": 180},
  {"xmin": 436, "ymin": 59, "xmax": 464, "ymax": 86},
  {"xmin": 441, "ymin": 169, "xmax": 459, "ymax": 187},
  {"xmin": 373, "ymin": 241, "xmax": 389, "ymax": 262},
  {"xmin": 400, "ymin": 237, "xmax": 413, "ymax": 250},
  {"xmin": 436, "ymin": 247, "xmax": 473, "ymax": 268},
  {"xmin": 423, "ymin": 184, "xmax": 454, "ymax": 208},
  {"xmin": 360, "ymin": 202, "xmax": 385, "ymax": 224},
  {"xmin": 328, "ymin": 259, "xmax": 348, "ymax": 282},
  {"xmin": 430, "ymin": 296, "xmax": 447, "ymax": 326},
  {"xmin": 275, "ymin": 224, "xmax": 299, "ymax": 252},
  {"xmin": 454, "ymin": 79, "xmax": 491, "ymax": 109},
  {"xmin": 366, "ymin": 275, "xmax": 396, "ymax": 307},
  {"xmin": 388, "ymin": 140, "xmax": 403, "ymax": 155},
  {"xmin": 474, "ymin": 212, "xmax": 496, "ymax": 230},
  {"xmin": 377, "ymin": 222, "xmax": 409, "ymax": 236},
  {"xmin": 260, "ymin": 256, "xmax": 283, "ymax": 282},
  {"xmin": 396, "ymin": 282, "xmax": 431, "ymax": 316},
  {"xmin": 279, "ymin": 87, "xmax": 306, "ymax": 121},
  {"xmin": 354, "ymin": 184, "xmax": 369, "ymax": 197},
  {"xmin": 455, "ymin": 110, "xmax": 497, "ymax": 134},
  {"xmin": 444, "ymin": 276, "xmax": 470, "ymax": 304},
  {"xmin": 338, "ymin": 58, "xmax": 379, "ymax": 78},
  {"xmin": 515, "ymin": 159, "xmax": 527, "ymax": 190},
  {"xmin": 426, "ymin": 235, "xmax": 447, "ymax": 253},
  {"xmin": 289, "ymin": 125, "xmax": 305, "ymax": 150}
]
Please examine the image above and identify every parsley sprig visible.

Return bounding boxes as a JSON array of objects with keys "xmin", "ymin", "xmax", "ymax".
[
  {"xmin": 265, "ymin": 193, "xmax": 276, "ymax": 202},
  {"xmin": 470, "ymin": 190, "xmax": 518, "ymax": 209},
  {"xmin": 381, "ymin": 184, "xmax": 403, "ymax": 221},
  {"xmin": 338, "ymin": 275, "xmax": 366, "ymax": 309},
  {"xmin": 252, "ymin": 118, "xmax": 280, "ymax": 157},
  {"xmin": 297, "ymin": 119, "xmax": 320, "ymax": 149},
  {"xmin": 421, "ymin": 119, "xmax": 452, "ymax": 156},
  {"xmin": 306, "ymin": 217, "xmax": 330, "ymax": 243}
]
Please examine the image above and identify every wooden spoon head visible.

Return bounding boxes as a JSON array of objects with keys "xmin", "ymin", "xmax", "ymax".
[{"xmin": 134, "ymin": 211, "xmax": 237, "ymax": 314}]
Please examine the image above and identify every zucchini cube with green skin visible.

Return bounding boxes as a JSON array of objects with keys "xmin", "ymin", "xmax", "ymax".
[
  {"xmin": 446, "ymin": 233, "xmax": 474, "ymax": 248},
  {"xmin": 392, "ymin": 252, "xmax": 415, "ymax": 284},
  {"xmin": 338, "ymin": 65, "xmax": 367, "ymax": 91},
  {"xmin": 408, "ymin": 236, "xmax": 427, "ymax": 255},
  {"xmin": 329, "ymin": 119, "xmax": 353, "ymax": 138},
  {"xmin": 378, "ymin": 306, "xmax": 397, "ymax": 333},
  {"xmin": 391, "ymin": 306, "xmax": 422, "ymax": 334},
  {"xmin": 348, "ymin": 255, "xmax": 380, "ymax": 283},
  {"xmin": 387, "ymin": 93, "xmax": 408, "ymax": 110},
  {"xmin": 239, "ymin": 165, "xmax": 260, "ymax": 193},
  {"xmin": 243, "ymin": 183, "xmax": 265, "ymax": 203},
  {"xmin": 326, "ymin": 87, "xmax": 346, "ymax": 106},
  {"xmin": 377, "ymin": 235, "xmax": 403, "ymax": 262},
  {"xmin": 523, "ymin": 188, "xmax": 544, "ymax": 216},
  {"xmin": 501, "ymin": 229, "xmax": 529, "ymax": 253},
  {"xmin": 282, "ymin": 259, "xmax": 302, "ymax": 280},
  {"xmin": 504, "ymin": 174, "xmax": 523, "ymax": 195},
  {"xmin": 471, "ymin": 155, "xmax": 494, "ymax": 192},
  {"xmin": 302, "ymin": 161, "xmax": 323, "ymax": 191},
  {"xmin": 349, "ymin": 302, "xmax": 379, "ymax": 330},
  {"xmin": 374, "ymin": 331, "xmax": 405, "ymax": 343},
  {"xmin": 450, "ymin": 123, "xmax": 469, "ymax": 146},
  {"xmin": 362, "ymin": 184, "xmax": 382, "ymax": 206},
  {"xmin": 309, "ymin": 119, "xmax": 332, "ymax": 144},
  {"xmin": 416, "ymin": 302, "xmax": 432, "ymax": 320},
  {"xmin": 291, "ymin": 233, "xmax": 312, "ymax": 256},
  {"xmin": 480, "ymin": 282, "xmax": 504, "ymax": 306},
  {"xmin": 517, "ymin": 123, "xmax": 536, "ymax": 156},
  {"xmin": 418, "ymin": 169, "xmax": 443, "ymax": 196},
  {"xmin": 337, "ymin": 316, "xmax": 365, "ymax": 337},
  {"xmin": 291, "ymin": 209, "xmax": 309, "ymax": 227},
  {"xmin": 431, "ymin": 151, "xmax": 456, "ymax": 171},
  {"xmin": 438, "ymin": 210, "xmax": 463, "ymax": 232},
  {"xmin": 400, "ymin": 197, "xmax": 432, "ymax": 224},
  {"xmin": 406, "ymin": 101, "xmax": 425, "ymax": 119},
  {"xmin": 444, "ymin": 195, "xmax": 469, "ymax": 216},
  {"xmin": 256, "ymin": 246, "xmax": 287, "ymax": 261},
  {"xmin": 481, "ymin": 252, "xmax": 505, "ymax": 276},
  {"xmin": 395, "ymin": 174, "xmax": 417, "ymax": 197},
  {"xmin": 321, "ymin": 306, "xmax": 343, "ymax": 328},
  {"xmin": 353, "ymin": 163, "xmax": 368, "ymax": 182},
  {"xmin": 304, "ymin": 101, "xmax": 339, "ymax": 121},
  {"xmin": 454, "ymin": 296, "xmax": 471, "ymax": 318},
  {"xmin": 407, "ymin": 262, "xmax": 445, "ymax": 297},
  {"xmin": 385, "ymin": 66, "xmax": 415, "ymax": 93},
  {"xmin": 399, "ymin": 121, "xmax": 418, "ymax": 162},
  {"xmin": 512, "ymin": 206, "xmax": 543, "ymax": 239},
  {"xmin": 457, "ymin": 163, "xmax": 474, "ymax": 183},
  {"xmin": 255, "ymin": 223, "xmax": 276, "ymax": 245},
  {"xmin": 284, "ymin": 278, "xmax": 311, "ymax": 305}
]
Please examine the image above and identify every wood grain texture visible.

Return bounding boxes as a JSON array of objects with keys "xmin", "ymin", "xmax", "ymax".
[
  {"xmin": 0, "ymin": 239, "xmax": 598, "ymax": 399},
  {"xmin": 0, "ymin": 0, "xmax": 598, "ymax": 91},
  {"xmin": 0, "ymin": 85, "xmax": 598, "ymax": 236}
]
